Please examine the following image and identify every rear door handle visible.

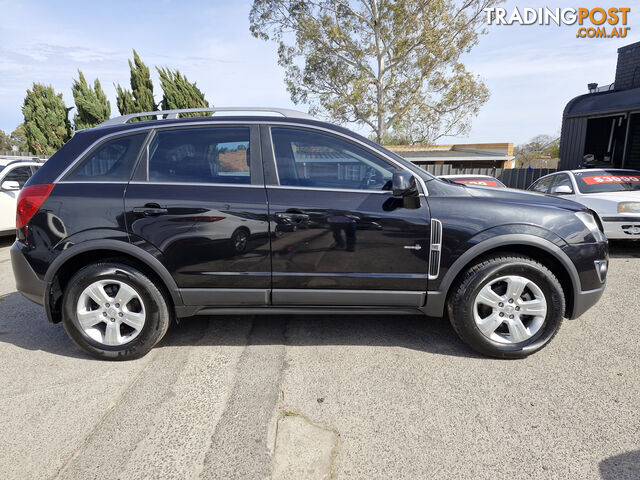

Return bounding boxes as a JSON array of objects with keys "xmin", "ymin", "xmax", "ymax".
[{"xmin": 133, "ymin": 203, "xmax": 168, "ymax": 216}]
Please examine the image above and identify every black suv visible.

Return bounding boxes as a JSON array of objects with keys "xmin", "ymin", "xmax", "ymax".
[{"xmin": 11, "ymin": 108, "xmax": 608, "ymax": 360}]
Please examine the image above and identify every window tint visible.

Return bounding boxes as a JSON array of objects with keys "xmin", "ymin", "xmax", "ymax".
[
  {"xmin": 65, "ymin": 133, "xmax": 146, "ymax": 181},
  {"xmin": 271, "ymin": 127, "xmax": 394, "ymax": 190},
  {"xmin": 148, "ymin": 127, "xmax": 251, "ymax": 184},
  {"xmin": 530, "ymin": 176, "xmax": 554, "ymax": 193},
  {"xmin": 4, "ymin": 166, "xmax": 32, "ymax": 187}
]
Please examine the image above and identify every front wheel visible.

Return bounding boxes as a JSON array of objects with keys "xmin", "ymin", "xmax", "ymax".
[
  {"xmin": 448, "ymin": 254, "xmax": 565, "ymax": 359},
  {"xmin": 62, "ymin": 262, "xmax": 171, "ymax": 360}
]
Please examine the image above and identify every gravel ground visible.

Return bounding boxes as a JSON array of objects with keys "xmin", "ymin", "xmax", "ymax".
[{"xmin": 0, "ymin": 237, "xmax": 638, "ymax": 479}]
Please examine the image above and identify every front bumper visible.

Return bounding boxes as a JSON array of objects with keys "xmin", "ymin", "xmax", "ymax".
[
  {"xmin": 569, "ymin": 284, "xmax": 606, "ymax": 319},
  {"xmin": 10, "ymin": 242, "xmax": 45, "ymax": 306},
  {"xmin": 601, "ymin": 216, "xmax": 640, "ymax": 239}
]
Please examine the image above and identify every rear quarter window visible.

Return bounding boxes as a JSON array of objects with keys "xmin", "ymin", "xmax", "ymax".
[{"xmin": 63, "ymin": 133, "xmax": 147, "ymax": 182}]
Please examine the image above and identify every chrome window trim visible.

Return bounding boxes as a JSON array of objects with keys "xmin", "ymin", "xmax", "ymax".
[
  {"xmin": 52, "ymin": 119, "xmax": 429, "ymax": 195},
  {"xmin": 57, "ymin": 181, "xmax": 130, "ymax": 185},
  {"xmin": 128, "ymin": 181, "xmax": 262, "ymax": 188},
  {"xmin": 267, "ymin": 185, "xmax": 398, "ymax": 195}
]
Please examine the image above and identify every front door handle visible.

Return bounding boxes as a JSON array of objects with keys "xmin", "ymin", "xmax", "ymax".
[{"xmin": 133, "ymin": 203, "xmax": 168, "ymax": 216}]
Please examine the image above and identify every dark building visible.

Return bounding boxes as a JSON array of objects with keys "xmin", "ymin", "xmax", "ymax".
[{"xmin": 559, "ymin": 40, "xmax": 640, "ymax": 170}]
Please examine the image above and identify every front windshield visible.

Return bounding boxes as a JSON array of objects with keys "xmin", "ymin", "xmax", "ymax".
[{"xmin": 574, "ymin": 170, "xmax": 640, "ymax": 193}]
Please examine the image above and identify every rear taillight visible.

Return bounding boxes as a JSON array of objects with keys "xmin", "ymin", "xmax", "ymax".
[{"xmin": 16, "ymin": 184, "xmax": 54, "ymax": 229}]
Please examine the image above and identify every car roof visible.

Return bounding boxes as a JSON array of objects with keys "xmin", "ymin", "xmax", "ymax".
[
  {"xmin": 0, "ymin": 158, "xmax": 45, "ymax": 168},
  {"xmin": 567, "ymin": 168, "xmax": 640, "ymax": 174}
]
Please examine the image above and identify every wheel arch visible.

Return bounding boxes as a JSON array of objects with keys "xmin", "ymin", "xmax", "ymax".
[
  {"xmin": 424, "ymin": 234, "xmax": 580, "ymax": 319},
  {"xmin": 44, "ymin": 240, "xmax": 183, "ymax": 323}
]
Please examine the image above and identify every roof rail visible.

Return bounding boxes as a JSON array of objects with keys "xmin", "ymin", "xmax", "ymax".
[{"xmin": 99, "ymin": 107, "xmax": 316, "ymax": 127}]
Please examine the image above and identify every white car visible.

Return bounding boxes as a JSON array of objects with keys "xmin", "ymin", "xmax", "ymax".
[
  {"xmin": 0, "ymin": 158, "xmax": 44, "ymax": 235},
  {"xmin": 528, "ymin": 168, "xmax": 640, "ymax": 239}
]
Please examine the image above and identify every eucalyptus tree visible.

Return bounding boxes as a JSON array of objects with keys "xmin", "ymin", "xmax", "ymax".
[{"xmin": 250, "ymin": 0, "xmax": 498, "ymax": 143}]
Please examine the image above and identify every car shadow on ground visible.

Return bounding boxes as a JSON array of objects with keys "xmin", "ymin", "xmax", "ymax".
[
  {"xmin": 599, "ymin": 449, "xmax": 640, "ymax": 480},
  {"xmin": 608, "ymin": 240, "xmax": 640, "ymax": 258},
  {"xmin": 0, "ymin": 292, "xmax": 91, "ymax": 359},
  {"xmin": 161, "ymin": 312, "xmax": 481, "ymax": 359},
  {"xmin": 0, "ymin": 290, "xmax": 481, "ymax": 360}
]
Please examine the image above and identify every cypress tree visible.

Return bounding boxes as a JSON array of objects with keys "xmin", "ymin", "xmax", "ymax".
[
  {"xmin": 115, "ymin": 84, "xmax": 136, "ymax": 115},
  {"xmin": 22, "ymin": 83, "xmax": 72, "ymax": 156},
  {"xmin": 72, "ymin": 70, "xmax": 111, "ymax": 130},
  {"xmin": 157, "ymin": 67, "xmax": 209, "ymax": 116},
  {"xmin": 115, "ymin": 50, "xmax": 155, "ymax": 120},
  {"xmin": 130, "ymin": 49, "xmax": 155, "ymax": 112}
]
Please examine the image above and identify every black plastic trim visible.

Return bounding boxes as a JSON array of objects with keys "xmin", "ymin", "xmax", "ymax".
[
  {"xmin": 423, "ymin": 234, "xmax": 582, "ymax": 318},
  {"xmin": 602, "ymin": 216, "xmax": 640, "ymax": 222},
  {"xmin": 195, "ymin": 306, "xmax": 425, "ymax": 316},
  {"xmin": 180, "ymin": 288, "xmax": 270, "ymax": 306},
  {"xmin": 44, "ymin": 239, "xmax": 184, "ymax": 308},
  {"xmin": 272, "ymin": 289, "xmax": 425, "ymax": 307}
]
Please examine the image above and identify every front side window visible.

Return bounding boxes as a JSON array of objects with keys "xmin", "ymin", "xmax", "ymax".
[
  {"xmin": 148, "ymin": 127, "xmax": 251, "ymax": 184},
  {"xmin": 65, "ymin": 133, "xmax": 147, "ymax": 181},
  {"xmin": 271, "ymin": 127, "xmax": 394, "ymax": 190},
  {"xmin": 3, "ymin": 166, "xmax": 33, "ymax": 188},
  {"xmin": 530, "ymin": 176, "xmax": 554, "ymax": 193}
]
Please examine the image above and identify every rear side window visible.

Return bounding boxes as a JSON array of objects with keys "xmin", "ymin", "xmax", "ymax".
[
  {"xmin": 64, "ymin": 133, "xmax": 147, "ymax": 182},
  {"xmin": 148, "ymin": 127, "xmax": 251, "ymax": 184},
  {"xmin": 4, "ymin": 166, "xmax": 33, "ymax": 188}
]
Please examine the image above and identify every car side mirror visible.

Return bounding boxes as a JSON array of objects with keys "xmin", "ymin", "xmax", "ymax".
[
  {"xmin": 1, "ymin": 181, "xmax": 20, "ymax": 191},
  {"xmin": 392, "ymin": 171, "xmax": 418, "ymax": 197},
  {"xmin": 551, "ymin": 185, "xmax": 573, "ymax": 195}
]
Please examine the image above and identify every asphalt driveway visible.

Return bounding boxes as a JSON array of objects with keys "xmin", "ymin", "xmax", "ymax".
[{"xmin": 0, "ymin": 237, "xmax": 638, "ymax": 479}]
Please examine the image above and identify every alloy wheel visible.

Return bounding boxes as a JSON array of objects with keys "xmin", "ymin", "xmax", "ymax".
[{"xmin": 472, "ymin": 275, "xmax": 547, "ymax": 344}]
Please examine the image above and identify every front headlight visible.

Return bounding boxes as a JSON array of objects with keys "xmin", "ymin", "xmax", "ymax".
[
  {"xmin": 618, "ymin": 202, "xmax": 640, "ymax": 213},
  {"xmin": 575, "ymin": 211, "xmax": 605, "ymax": 241}
]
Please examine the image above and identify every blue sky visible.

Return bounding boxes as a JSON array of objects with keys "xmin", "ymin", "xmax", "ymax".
[{"xmin": 0, "ymin": 0, "xmax": 637, "ymax": 145}]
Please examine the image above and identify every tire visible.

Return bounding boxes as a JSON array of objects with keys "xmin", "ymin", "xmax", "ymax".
[
  {"xmin": 62, "ymin": 262, "xmax": 171, "ymax": 360},
  {"xmin": 447, "ymin": 254, "xmax": 565, "ymax": 359}
]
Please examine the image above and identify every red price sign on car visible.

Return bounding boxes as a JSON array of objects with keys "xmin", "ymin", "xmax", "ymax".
[
  {"xmin": 581, "ymin": 175, "xmax": 640, "ymax": 185},
  {"xmin": 455, "ymin": 180, "xmax": 499, "ymax": 187}
]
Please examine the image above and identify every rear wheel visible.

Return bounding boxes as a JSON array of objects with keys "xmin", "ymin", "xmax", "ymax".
[
  {"xmin": 448, "ymin": 254, "xmax": 565, "ymax": 358},
  {"xmin": 62, "ymin": 262, "xmax": 170, "ymax": 360}
]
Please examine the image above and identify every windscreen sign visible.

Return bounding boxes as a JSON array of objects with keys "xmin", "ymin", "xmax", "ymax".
[{"xmin": 484, "ymin": 7, "xmax": 631, "ymax": 39}]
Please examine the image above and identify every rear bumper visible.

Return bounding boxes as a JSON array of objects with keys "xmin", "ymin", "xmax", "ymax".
[
  {"xmin": 10, "ymin": 242, "xmax": 45, "ymax": 306},
  {"xmin": 568, "ymin": 284, "xmax": 606, "ymax": 319}
]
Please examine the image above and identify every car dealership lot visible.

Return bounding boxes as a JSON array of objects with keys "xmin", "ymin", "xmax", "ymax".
[{"xmin": 0, "ymin": 238, "xmax": 638, "ymax": 480}]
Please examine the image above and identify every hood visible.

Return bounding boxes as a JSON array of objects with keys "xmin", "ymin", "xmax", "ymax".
[
  {"xmin": 579, "ymin": 190, "xmax": 640, "ymax": 202},
  {"xmin": 464, "ymin": 185, "xmax": 585, "ymax": 212}
]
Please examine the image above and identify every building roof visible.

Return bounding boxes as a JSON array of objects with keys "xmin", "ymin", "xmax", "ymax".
[
  {"xmin": 387, "ymin": 143, "xmax": 514, "ymax": 163},
  {"xmin": 564, "ymin": 86, "xmax": 640, "ymax": 118}
]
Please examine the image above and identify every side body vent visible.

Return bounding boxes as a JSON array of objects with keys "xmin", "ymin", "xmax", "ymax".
[{"xmin": 428, "ymin": 219, "xmax": 443, "ymax": 280}]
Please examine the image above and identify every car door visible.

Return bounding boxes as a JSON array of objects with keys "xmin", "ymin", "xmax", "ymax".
[
  {"xmin": 0, "ymin": 165, "xmax": 34, "ymax": 232},
  {"xmin": 262, "ymin": 125, "xmax": 431, "ymax": 307},
  {"xmin": 124, "ymin": 124, "xmax": 271, "ymax": 307}
]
